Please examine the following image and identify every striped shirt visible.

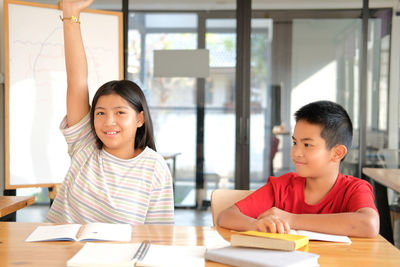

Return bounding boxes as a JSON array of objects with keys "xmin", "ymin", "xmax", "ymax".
[{"xmin": 46, "ymin": 113, "xmax": 174, "ymax": 224}]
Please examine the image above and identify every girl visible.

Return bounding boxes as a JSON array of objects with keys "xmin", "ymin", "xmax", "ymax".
[{"xmin": 46, "ymin": 0, "xmax": 174, "ymax": 224}]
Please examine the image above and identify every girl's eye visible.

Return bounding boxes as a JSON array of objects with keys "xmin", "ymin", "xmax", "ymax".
[
  {"xmin": 96, "ymin": 111, "xmax": 104, "ymax": 115},
  {"xmin": 304, "ymin": 143, "xmax": 310, "ymax": 147},
  {"xmin": 292, "ymin": 141, "xmax": 297, "ymax": 146}
]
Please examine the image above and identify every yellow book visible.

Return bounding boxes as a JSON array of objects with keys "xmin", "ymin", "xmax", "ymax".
[{"xmin": 230, "ymin": 231, "xmax": 309, "ymax": 251}]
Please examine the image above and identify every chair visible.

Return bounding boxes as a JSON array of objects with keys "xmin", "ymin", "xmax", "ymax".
[
  {"xmin": 377, "ymin": 149, "xmax": 400, "ymax": 169},
  {"xmin": 48, "ymin": 184, "xmax": 61, "ymax": 206},
  {"xmin": 377, "ymin": 149, "xmax": 400, "ymax": 247},
  {"xmin": 210, "ymin": 189, "xmax": 253, "ymax": 226},
  {"xmin": 377, "ymin": 149, "xmax": 400, "ymax": 205}
]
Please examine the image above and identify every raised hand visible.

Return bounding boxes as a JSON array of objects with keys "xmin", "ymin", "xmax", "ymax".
[
  {"xmin": 60, "ymin": 0, "xmax": 94, "ymax": 15},
  {"xmin": 60, "ymin": 0, "xmax": 93, "ymax": 126}
]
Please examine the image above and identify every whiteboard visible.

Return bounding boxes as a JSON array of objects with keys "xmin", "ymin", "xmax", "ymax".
[{"xmin": 4, "ymin": 0, "xmax": 123, "ymax": 188}]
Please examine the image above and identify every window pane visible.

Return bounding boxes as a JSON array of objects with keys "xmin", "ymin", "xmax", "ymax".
[
  {"xmin": 203, "ymin": 19, "xmax": 236, "ymax": 197},
  {"xmin": 127, "ymin": 13, "xmax": 198, "ymax": 206}
]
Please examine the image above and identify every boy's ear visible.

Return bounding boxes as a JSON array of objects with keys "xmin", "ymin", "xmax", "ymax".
[
  {"xmin": 332, "ymin": 145, "xmax": 347, "ymax": 162},
  {"xmin": 137, "ymin": 111, "xmax": 145, "ymax": 128}
]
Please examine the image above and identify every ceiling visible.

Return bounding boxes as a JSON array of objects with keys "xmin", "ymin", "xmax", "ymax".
[{"xmin": 34, "ymin": 0, "xmax": 398, "ymax": 11}]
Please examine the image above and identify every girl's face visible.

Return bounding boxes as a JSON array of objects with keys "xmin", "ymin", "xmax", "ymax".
[{"xmin": 94, "ymin": 94, "xmax": 144, "ymax": 159}]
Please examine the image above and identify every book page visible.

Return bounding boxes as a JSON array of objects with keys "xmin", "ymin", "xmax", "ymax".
[
  {"xmin": 67, "ymin": 243, "xmax": 206, "ymax": 267},
  {"xmin": 67, "ymin": 243, "xmax": 138, "ymax": 267},
  {"xmin": 140, "ymin": 244, "xmax": 206, "ymax": 267},
  {"xmin": 290, "ymin": 230, "xmax": 351, "ymax": 243},
  {"xmin": 25, "ymin": 224, "xmax": 82, "ymax": 242},
  {"xmin": 78, "ymin": 223, "xmax": 132, "ymax": 242}
]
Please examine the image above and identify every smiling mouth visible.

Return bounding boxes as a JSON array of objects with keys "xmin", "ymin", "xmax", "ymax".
[{"xmin": 104, "ymin": 131, "xmax": 119, "ymax": 136}]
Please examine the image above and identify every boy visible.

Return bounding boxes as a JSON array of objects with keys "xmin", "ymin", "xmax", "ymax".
[{"xmin": 218, "ymin": 101, "xmax": 379, "ymax": 237}]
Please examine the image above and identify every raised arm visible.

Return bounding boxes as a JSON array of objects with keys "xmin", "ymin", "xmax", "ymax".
[{"xmin": 61, "ymin": 0, "xmax": 93, "ymax": 126}]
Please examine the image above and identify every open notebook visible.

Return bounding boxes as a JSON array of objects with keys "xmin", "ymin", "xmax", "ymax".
[
  {"xmin": 67, "ymin": 243, "xmax": 206, "ymax": 267},
  {"xmin": 25, "ymin": 223, "xmax": 132, "ymax": 242}
]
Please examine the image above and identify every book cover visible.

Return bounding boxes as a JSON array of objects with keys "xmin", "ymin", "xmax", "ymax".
[
  {"xmin": 25, "ymin": 223, "xmax": 132, "ymax": 242},
  {"xmin": 231, "ymin": 231, "xmax": 309, "ymax": 251},
  {"xmin": 205, "ymin": 246, "xmax": 319, "ymax": 267}
]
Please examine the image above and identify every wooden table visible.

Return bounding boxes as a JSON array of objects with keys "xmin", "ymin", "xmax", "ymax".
[
  {"xmin": 363, "ymin": 168, "xmax": 400, "ymax": 192},
  {"xmin": 0, "ymin": 196, "xmax": 35, "ymax": 218},
  {"xmin": 1, "ymin": 222, "xmax": 400, "ymax": 266},
  {"xmin": 363, "ymin": 168, "xmax": 400, "ymax": 244}
]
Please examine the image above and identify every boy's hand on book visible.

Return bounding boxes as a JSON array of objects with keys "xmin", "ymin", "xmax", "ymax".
[{"xmin": 256, "ymin": 207, "xmax": 292, "ymax": 234}]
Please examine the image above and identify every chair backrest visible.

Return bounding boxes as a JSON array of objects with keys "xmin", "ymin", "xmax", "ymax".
[
  {"xmin": 377, "ymin": 149, "xmax": 400, "ymax": 168},
  {"xmin": 210, "ymin": 189, "xmax": 253, "ymax": 226}
]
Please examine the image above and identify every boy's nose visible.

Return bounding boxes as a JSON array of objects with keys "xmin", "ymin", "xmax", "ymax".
[{"xmin": 292, "ymin": 146, "xmax": 303, "ymax": 157}]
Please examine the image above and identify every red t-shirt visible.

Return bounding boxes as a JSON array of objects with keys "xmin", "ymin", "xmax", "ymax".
[{"xmin": 236, "ymin": 172, "xmax": 378, "ymax": 218}]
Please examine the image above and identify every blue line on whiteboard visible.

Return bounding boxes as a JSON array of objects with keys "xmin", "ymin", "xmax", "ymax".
[{"xmin": 32, "ymin": 27, "xmax": 62, "ymax": 81}]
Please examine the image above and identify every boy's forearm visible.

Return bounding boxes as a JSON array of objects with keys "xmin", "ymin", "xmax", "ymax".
[
  {"xmin": 290, "ymin": 208, "xmax": 379, "ymax": 237},
  {"xmin": 217, "ymin": 206, "xmax": 258, "ymax": 231}
]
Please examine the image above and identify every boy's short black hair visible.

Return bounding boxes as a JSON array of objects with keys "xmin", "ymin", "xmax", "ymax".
[{"xmin": 294, "ymin": 101, "xmax": 353, "ymax": 152}]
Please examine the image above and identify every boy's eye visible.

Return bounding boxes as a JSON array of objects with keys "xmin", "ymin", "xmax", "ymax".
[
  {"xmin": 292, "ymin": 141, "xmax": 297, "ymax": 145},
  {"xmin": 117, "ymin": 111, "xmax": 125, "ymax": 115},
  {"xmin": 304, "ymin": 143, "xmax": 310, "ymax": 147}
]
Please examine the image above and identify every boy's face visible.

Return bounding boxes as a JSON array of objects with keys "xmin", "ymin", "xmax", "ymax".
[{"xmin": 291, "ymin": 120, "xmax": 337, "ymax": 178}]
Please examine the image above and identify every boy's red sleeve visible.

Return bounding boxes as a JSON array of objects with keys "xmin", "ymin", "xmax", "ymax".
[
  {"xmin": 235, "ymin": 182, "xmax": 275, "ymax": 219},
  {"xmin": 346, "ymin": 181, "xmax": 378, "ymax": 213}
]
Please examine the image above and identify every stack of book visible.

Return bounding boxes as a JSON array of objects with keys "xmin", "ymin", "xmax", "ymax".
[
  {"xmin": 230, "ymin": 231, "xmax": 309, "ymax": 251},
  {"xmin": 205, "ymin": 230, "xmax": 351, "ymax": 267}
]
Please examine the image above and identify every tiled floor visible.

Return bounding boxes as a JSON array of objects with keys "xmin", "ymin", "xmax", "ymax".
[{"xmin": 16, "ymin": 204, "xmax": 214, "ymax": 226}]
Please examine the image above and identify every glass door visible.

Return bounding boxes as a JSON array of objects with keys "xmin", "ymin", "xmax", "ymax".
[
  {"xmin": 249, "ymin": 18, "xmax": 273, "ymax": 189},
  {"xmin": 128, "ymin": 12, "xmax": 238, "ymax": 208},
  {"xmin": 249, "ymin": 10, "xmax": 392, "ymax": 188},
  {"xmin": 202, "ymin": 17, "xmax": 237, "ymax": 203},
  {"xmin": 127, "ymin": 13, "xmax": 198, "ymax": 207},
  {"xmin": 127, "ymin": 8, "xmax": 392, "ymax": 202}
]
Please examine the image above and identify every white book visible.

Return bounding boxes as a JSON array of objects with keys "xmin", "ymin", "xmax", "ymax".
[
  {"xmin": 205, "ymin": 246, "xmax": 319, "ymax": 267},
  {"xmin": 67, "ymin": 242, "xmax": 206, "ymax": 267},
  {"xmin": 25, "ymin": 223, "xmax": 132, "ymax": 242},
  {"xmin": 289, "ymin": 229, "xmax": 351, "ymax": 243}
]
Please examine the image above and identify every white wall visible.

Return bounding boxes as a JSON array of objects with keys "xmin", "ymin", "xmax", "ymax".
[
  {"xmin": 0, "ymin": 1, "xmax": 3, "ymax": 81},
  {"xmin": 1, "ymin": 0, "xmax": 5, "ymax": 195},
  {"xmin": 388, "ymin": 14, "xmax": 400, "ymax": 149},
  {"xmin": 7, "ymin": 0, "xmax": 398, "ymax": 11}
]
